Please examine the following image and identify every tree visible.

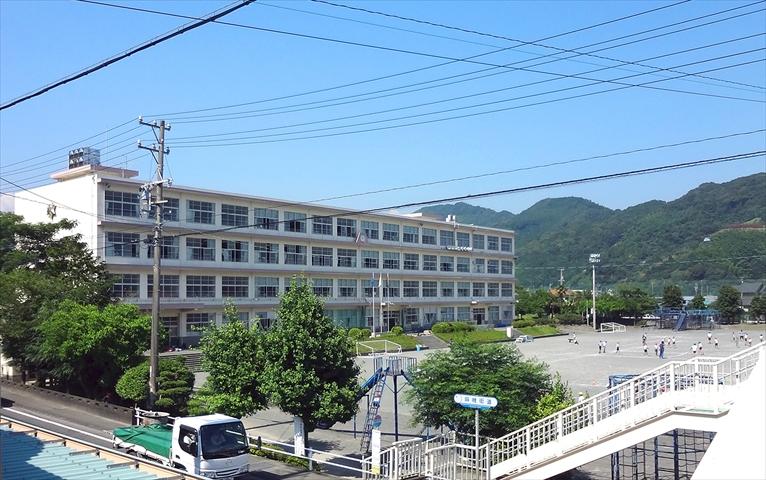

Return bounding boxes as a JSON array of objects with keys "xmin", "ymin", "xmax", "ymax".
[
  {"xmin": 750, "ymin": 295, "xmax": 766, "ymax": 322},
  {"xmin": 260, "ymin": 278, "xmax": 360, "ymax": 446},
  {"xmin": 0, "ymin": 213, "xmax": 111, "ymax": 379},
  {"xmin": 515, "ymin": 287, "xmax": 547, "ymax": 318},
  {"xmin": 406, "ymin": 341, "xmax": 552, "ymax": 437},
  {"xmin": 116, "ymin": 358, "xmax": 194, "ymax": 415},
  {"xmin": 616, "ymin": 285, "xmax": 656, "ymax": 319},
  {"xmin": 716, "ymin": 285, "xmax": 742, "ymax": 323},
  {"xmin": 33, "ymin": 301, "xmax": 151, "ymax": 397},
  {"xmin": 662, "ymin": 285, "xmax": 684, "ymax": 308},
  {"xmin": 534, "ymin": 374, "xmax": 575, "ymax": 420},
  {"xmin": 193, "ymin": 310, "xmax": 267, "ymax": 418},
  {"xmin": 690, "ymin": 293, "xmax": 706, "ymax": 310}
]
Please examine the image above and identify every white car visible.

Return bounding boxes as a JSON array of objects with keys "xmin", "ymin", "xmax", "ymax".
[{"xmin": 515, "ymin": 335, "xmax": 534, "ymax": 343}]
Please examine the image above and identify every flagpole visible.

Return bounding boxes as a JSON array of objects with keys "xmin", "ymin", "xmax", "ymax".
[{"xmin": 379, "ymin": 270, "xmax": 384, "ymax": 335}]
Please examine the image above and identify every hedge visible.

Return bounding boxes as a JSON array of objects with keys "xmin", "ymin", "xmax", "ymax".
[{"xmin": 431, "ymin": 322, "xmax": 475, "ymax": 333}]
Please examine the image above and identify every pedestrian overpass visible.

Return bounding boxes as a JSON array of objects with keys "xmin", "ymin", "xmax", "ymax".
[{"xmin": 363, "ymin": 343, "xmax": 765, "ymax": 479}]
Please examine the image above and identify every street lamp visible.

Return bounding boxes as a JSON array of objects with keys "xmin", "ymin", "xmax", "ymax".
[{"xmin": 589, "ymin": 254, "xmax": 600, "ymax": 331}]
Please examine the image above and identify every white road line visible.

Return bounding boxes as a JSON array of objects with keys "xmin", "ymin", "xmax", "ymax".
[{"xmin": 3, "ymin": 407, "xmax": 112, "ymax": 442}]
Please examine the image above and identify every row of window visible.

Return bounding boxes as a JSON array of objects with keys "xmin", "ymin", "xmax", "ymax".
[
  {"xmin": 106, "ymin": 233, "xmax": 514, "ymax": 274},
  {"xmin": 104, "ymin": 191, "xmax": 513, "ymax": 251},
  {"xmin": 112, "ymin": 274, "xmax": 514, "ymax": 299}
]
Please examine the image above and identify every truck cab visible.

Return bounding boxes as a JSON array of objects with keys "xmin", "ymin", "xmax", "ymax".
[{"xmin": 173, "ymin": 414, "xmax": 250, "ymax": 478}]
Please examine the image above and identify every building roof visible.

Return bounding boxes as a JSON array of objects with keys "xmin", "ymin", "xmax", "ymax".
[
  {"xmin": 1, "ymin": 426, "xmax": 160, "ymax": 480},
  {"xmin": 736, "ymin": 282, "xmax": 764, "ymax": 295}
]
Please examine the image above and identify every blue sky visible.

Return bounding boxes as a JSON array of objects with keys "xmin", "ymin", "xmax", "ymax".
[{"xmin": 1, "ymin": 0, "xmax": 764, "ymax": 214}]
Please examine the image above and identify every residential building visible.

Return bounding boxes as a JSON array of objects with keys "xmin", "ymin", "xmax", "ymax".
[{"xmin": 12, "ymin": 164, "xmax": 516, "ymax": 346}]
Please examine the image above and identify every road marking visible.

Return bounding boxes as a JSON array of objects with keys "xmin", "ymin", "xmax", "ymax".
[{"xmin": 3, "ymin": 407, "xmax": 112, "ymax": 442}]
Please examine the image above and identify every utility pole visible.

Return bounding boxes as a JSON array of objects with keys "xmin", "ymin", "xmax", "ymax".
[
  {"xmin": 589, "ymin": 254, "xmax": 600, "ymax": 331},
  {"xmin": 138, "ymin": 117, "xmax": 171, "ymax": 410},
  {"xmin": 559, "ymin": 268, "xmax": 565, "ymax": 286}
]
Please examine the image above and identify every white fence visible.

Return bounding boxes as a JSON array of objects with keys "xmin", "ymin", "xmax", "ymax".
[{"xmin": 600, "ymin": 322, "xmax": 626, "ymax": 333}]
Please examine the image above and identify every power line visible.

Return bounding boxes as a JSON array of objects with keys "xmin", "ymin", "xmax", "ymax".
[
  {"xmin": 0, "ymin": 1, "xmax": 254, "ymax": 110},
  {"xmin": 310, "ymin": 0, "xmax": 764, "ymax": 92},
  {"xmin": 521, "ymin": 255, "xmax": 766, "ymax": 271},
  {"xmin": 169, "ymin": 57, "xmax": 765, "ymax": 148}
]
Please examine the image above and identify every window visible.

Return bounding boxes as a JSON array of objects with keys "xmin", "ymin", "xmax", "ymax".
[
  {"xmin": 457, "ymin": 307, "xmax": 470, "ymax": 321},
  {"xmin": 441, "ymin": 282, "xmax": 454, "ymax": 297},
  {"xmin": 501, "ymin": 237, "xmax": 513, "ymax": 252},
  {"xmin": 502, "ymin": 283, "xmax": 514, "ymax": 297},
  {"xmin": 187, "ymin": 275, "xmax": 216, "ymax": 298},
  {"xmin": 403, "ymin": 253, "xmax": 419, "ymax": 270},
  {"xmin": 423, "ymin": 254, "xmax": 437, "ymax": 271},
  {"xmin": 337, "ymin": 248, "xmax": 357, "ymax": 268},
  {"xmin": 502, "ymin": 260, "xmax": 513, "ymax": 275},
  {"xmin": 221, "ymin": 240, "xmax": 248, "ymax": 263},
  {"xmin": 473, "ymin": 282, "xmax": 485, "ymax": 297},
  {"xmin": 147, "ymin": 275, "xmax": 179, "ymax": 298},
  {"xmin": 105, "ymin": 232, "xmax": 140, "ymax": 257},
  {"xmin": 487, "ymin": 259, "xmax": 499, "ymax": 274},
  {"xmin": 384, "ymin": 279, "xmax": 399, "ymax": 297},
  {"xmin": 361, "ymin": 221, "xmax": 379, "ymax": 240},
  {"xmin": 312, "ymin": 278, "xmax": 333, "ymax": 297},
  {"xmin": 284, "ymin": 211, "xmax": 306, "ymax": 233},
  {"xmin": 474, "ymin": 258, "xmax": 485, "ymax": 273},
  {"xmin": 254, "ymin": 208, "xmax": 279, "ymax": 230},
  {"xmin": 487, "ymin": 282, "xmax": 500, "ymax": 297},
  {"xmin": 403, "ymin": 225, "xmax": 418, "ymax": 243},
  {"xmin": 362, "ymin": 250, "xmax": 379, "ymax": 269},
  {"xmin": 456, "ymin": 232, "xmax": 470, "ymax": 247},
  {"xmin": 105, "ymin": 190, "xmax": 139, "ymax": 217},
  {"xmin": 457, "ymin": 282, "xmax": 471, "ymax": 297},
  {"xmin": 456, "ymin": 257, "xmax": 470, "ymax": 273},
  {"xmin": 421, "ymin": 228, "xmax": 437, "ymax": 245},
  {"xmin": 439, "ymin": 230, "xmax": 455, "ymax": 247},
  {"xmin": 148, "ymin": 236, "xmax": 179, "ymax": 259},
  {"xmin": 186, "ymin": 313, "xmax": 212, "ymax": 334},
  {"xmin": 382, "ymin": 223, "xmax": 399, "ymax": 241},
  {"xmin": 221, "ymin": 204, "xmax": 248, "ymax": 227},
  {"xmin": 312, "ymin": 247, "xmax": 333, "ymax": 266},
  {"xmin": 255, "ymin": 277, "xmax": 279, "ymax": 298},
  {"xmin": 382, "ymin": 252, "xmax": 399, "ymax": 270},
  {"xmin": 473, "ymin": 234, "xmax": 485, "ymax": 250},
  {"xmin": 403, "ymin": 281, "xmax": 419, "ymax": 297},
  {"xmin": 187, "ymin": 200, "xmax": 214, "ymax": 224},
  {"xmin": 422, "ymin": 281, "xmax": 437, "ymax": 297},
  {"xmin": 254, "ymin": 242, "xmax": 279, "ymax": 264},
  {"xmin": 440, "ymin": 256, "xmax": 454, "ymax": 272},
  {"xmin": 337, "ymin": 218, "xmax": 356, "ymax": 237},
  {"xmin": 364, "ymin": 281, "xmax": 375, "ymax": 298},
  {"xmin": 284, "ymin": 244, "xmax": 307, "ymax": 265},
  {"xmin": 440, "ymin": 307, "xmax": 455, "ymax": 321},
  {"xmin": 487, "ymin": 235, "xmax": 499, "ymax": 250},
  {"xmin": 313, "ymin": 216, "xmax": 333, "ymax": 235},
  {"xmin": 488, "ymin": 306, "xmax": 500, "ymax": 323},
  {"xmin": 162, "ymin": 316, "xmax": 179, "ymax": 345},
  {"xmin": 111, "ymin": 274, "xmax": 139, "ymax": 298},
  {"xmin": 186, "ymin": 238, "xmax": 215, "ymax": 261},
  {"xmin": 338, "ymin": 279, "xmax": 357, "ymax": 297},
  {"xmin": 150, "ymin": 197, "xmax": 179, "ymax": 222},
  {"xmin": 222, "ymin": 276, "xmax": 249, "ymax": 297},
  {"xmin": 404, "ymin": 308, "xmax": 419, "ymax": 325}
]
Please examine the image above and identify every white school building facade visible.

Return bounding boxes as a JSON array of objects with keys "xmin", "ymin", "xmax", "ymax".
[{"xmin": 12, "ymin": 165, "xmax": 516, "ymax": 347}]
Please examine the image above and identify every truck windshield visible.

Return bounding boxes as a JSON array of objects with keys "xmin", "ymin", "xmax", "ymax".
[{"xmin": 200, "ymin": 422, "xmax": 248, "ymax": 459}]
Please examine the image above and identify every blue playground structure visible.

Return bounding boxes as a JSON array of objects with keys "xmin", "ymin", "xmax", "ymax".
[{"xmin": 656, "ymin": 308, "xmax": 720, "ymax": 331}]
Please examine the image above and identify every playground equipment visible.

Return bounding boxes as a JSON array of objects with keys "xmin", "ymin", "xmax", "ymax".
[
  {"xmin": 656, "ymin": 308, "xmax": 720, "ymax": 331},
  {"xmin": 600, "ymin": 322, "xmax": 627, "ymax": 333}
]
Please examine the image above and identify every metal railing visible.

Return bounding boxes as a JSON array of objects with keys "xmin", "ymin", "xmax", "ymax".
[{"xmin": 357, "ymin": 339, "xmax": 403, "ymax": 356}]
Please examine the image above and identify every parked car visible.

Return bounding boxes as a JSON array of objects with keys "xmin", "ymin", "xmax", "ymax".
[{"xmin": 515, "ymin": 335, "xmax": 534, "ymax": 343}]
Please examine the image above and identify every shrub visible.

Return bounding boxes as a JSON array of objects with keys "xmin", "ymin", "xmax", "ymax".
[
  {"xmin": 359, "ymin": 328, "xmax": 372, "ymax": 339},
  {"xmin": 558, "ymin": 314, "xmax": 586, "ymax": 325},
  {"xmin": 389, "ymin": 326, "xmax": 404, "ymax": 336},
  {"xmin": 348, "ymin": 328, "xmax": 362, "ymax": 340},
  {"xmin": 537, "ymin": 316, "xmax": 558, "ymax": 326},
  {"xmin": 513, "ymin": 318, "xmax": 536, "ymax": 328},
  {"xmin": 432, "ymin": 322, "xmax": 475, "ymax": 333}
]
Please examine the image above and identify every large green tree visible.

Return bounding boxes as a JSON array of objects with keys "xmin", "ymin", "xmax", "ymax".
[
  {"xmin": 534, "ymin": 374, "xmax": 575, "ymax": 420},
  {"xmin": 406, "ymin": 341, "xmax": 552, "ymax": 437},
  {"xmin": 116, "ymin": 357, "xmax": 194, "ymax": 415},
  {"xmin": 715, "ymin": 285, "xmax": 742, "ymax": 323},
  {"xmin": 33, "ymin": 301, "xmax": 151, "ymax": 397},
  {"xmin": 662, "ymin": 285, "xmax": 684, "ymax": 308},
  {"xmin": 515, "ymin": 287, "xmax": 548, "ymax": 318},
  {"xmin": 690, "ymin": 293, "xmax": 706, "ymax": 310},
  {"xmin": 260, "ymin": 278, "xmax": 359, "ymax": 446},
  {"xmin": 750, "ymin": 295, "xmax": 766, "ymax": 322},
  {"xmin": 0, "ymin": 213, "xmax": 111, "ymax": 378},
  {"xmin": 616, "ymin": 285, "xmax": 656, "ymax": 319}
]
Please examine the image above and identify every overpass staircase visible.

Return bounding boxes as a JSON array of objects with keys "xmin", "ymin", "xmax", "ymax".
[{"xmin": 363, "ymin": 343, "xmax": 765, "ymax": 479}]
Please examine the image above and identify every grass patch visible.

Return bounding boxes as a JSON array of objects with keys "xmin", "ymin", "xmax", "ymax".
[
  {"xmin": 517, "ymin": 325, "xmax": 560, "ymax": 337},
  {"xmin": 434, "ymin": 329, "xmax": 511, "ymax": 345},
  {"xmin": 251, "ymin": 443, "xmax": 320, "ymax": 471},
  {"xmin": 356, "ymin": 334, "xmax": 420, "ymax": 352}
]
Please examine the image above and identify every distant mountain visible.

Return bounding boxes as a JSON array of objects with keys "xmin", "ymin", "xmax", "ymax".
[{"xmin": 419, "ymin": 173, "xmax": 766, "ymax": 293}]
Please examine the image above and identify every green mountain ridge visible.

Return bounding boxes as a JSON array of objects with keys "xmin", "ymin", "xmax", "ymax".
[{"xmin": 419, "ymin": 173, "xmax": 766, "ymax": 293}]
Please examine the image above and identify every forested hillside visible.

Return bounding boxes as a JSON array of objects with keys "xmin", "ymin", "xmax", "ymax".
[{"xmin": 419, "ymin": 173, "xmax": 766, "ymax": 294}]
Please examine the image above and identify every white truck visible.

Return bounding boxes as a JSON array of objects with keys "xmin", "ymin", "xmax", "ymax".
[{"xmin": 113, "ymin": 411, "xmax": 251, "ymax": 479}]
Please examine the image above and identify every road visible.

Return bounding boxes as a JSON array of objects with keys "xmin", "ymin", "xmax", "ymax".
[{"xmin": 0, "ymin": 382, "xmax": 334, "ymax": 480}]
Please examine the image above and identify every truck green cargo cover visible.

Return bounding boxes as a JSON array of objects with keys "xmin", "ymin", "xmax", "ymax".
[{"xmin": 113, "ymin": 424, "xmax": 173, "ymax": 458}]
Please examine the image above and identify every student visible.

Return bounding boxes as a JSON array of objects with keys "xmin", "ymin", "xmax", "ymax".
[
  {"xmin": 698, "ymin": 342, "xmax": 703, "ymax": 356},
  {"xmin": 672, "ymin": 336, "xmax": 677, "ymax": 347},
  {"xmin": 659, "ymin": 341, "xmax": 665, "ymax": 359},
  {"xmin": 707, "ymin": 331, "xmax": 712, "ymax": 343},
  {"xmin": 654, "ymin": 343, "xmax": 659, "ymax": 356},
  {"xmin": 643, "ymin": 344, "xmax": 648, "ymax": 355},
  {"xmin": 692, "ymin": 343, "xmax": 698, "ymax": 355},
  {"xmin": 714, "ymin": 337, "xmax": 719, "ymax": 349},
  {"xmin": 615, "ymin": 342, "xmax": 620, "ymax": 354},
  {"xmin": 760, "ymin": 333, "xmax": 764, "ymax": 343}
]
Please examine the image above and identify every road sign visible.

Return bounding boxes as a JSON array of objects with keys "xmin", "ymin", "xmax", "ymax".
[{"xmin": 453, "ymin": 394, "xmax": 498, "ymax": 410}]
